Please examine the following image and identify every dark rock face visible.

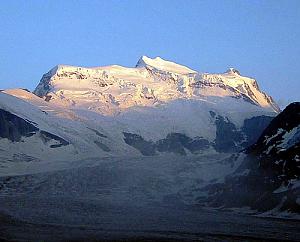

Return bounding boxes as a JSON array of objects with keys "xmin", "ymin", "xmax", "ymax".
[
  {"xmin": 0, "ymin": 108, "xmax": 69, "ymax": 149},
  {"xmin": 214, "ymin": 116, "xmax": 243, "ymax": 152},
  {"xmin": 250, "ymin": 102, "xmax": 300, "ymax": 153},
  {"xmin": 123, "ymin": 132, "xmax": 156, "ymax": 156},
  {"xmin": 241, "ymin": 115, "xmax": 274, "ymax": 147},
  {"xmin": 0, "ymin": 109, "xmax": 38, "ymax": 142},
  {"xmin": 87, "ymin": 128, "xmax": 107, "ymax": 138},
  {"xmin": 39, "ymin": 131, "xmax": 70, "ymax": 148},
  {"xmin": 213, "ymin": 115, "xmax": 273, "ymax": 153},
  {"xmin": 205, "ymin": 103, "xmax": 300, "ymax": 214},
  {"xmin": 209, "ymin": 111, "xmax": 216, "ymax": 118},
  {"xmin": 123, "ymin": 132, "xmax": 210, "ymax": 156},
  {"xmin": 34, "ymin": 70, "xmax": 53, "ymax": 97},
  {"xmin": 94, "ymin": 141, "xmax": 110, "ymax": 152},
  {"xmin": 156, "ymin": 133, "xmax": 187, "ymax": 155},
  {"xmin": 248, "ymin": 102, "xmax": 300, "ymax": 184},
  {"xmin": 157, "ymin": 133, "xmax": 210, "ymax": 155}
]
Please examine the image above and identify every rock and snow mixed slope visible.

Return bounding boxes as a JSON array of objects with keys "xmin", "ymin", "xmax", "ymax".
[
  {"xmin": 0, "ymin": 90, "xmax": 144, "ymax": 176},
  {"xmin": 205, "ymin": 102, "xmax": 300, "ymax": 217}
]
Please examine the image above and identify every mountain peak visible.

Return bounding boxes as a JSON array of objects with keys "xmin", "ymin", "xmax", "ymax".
[
  {"xmin": 225, "ymin": 68, "xmax": 241, "ymax": 75},
  {"xmin": 136, "ymin": 55, "xmax": 197, "ymax": 74}
]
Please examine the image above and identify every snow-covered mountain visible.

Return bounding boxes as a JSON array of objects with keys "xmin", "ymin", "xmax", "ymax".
[
  {"xmin": 0, "ymin": 56, "xmax": 280, "ymax": 175},
  {"xmin": 2, "ymin": 56, "xmax": 300, "ymax": 222},
  {"xmin": 34, "ymin": 55, "xmax": 279, "ymax": 114}
]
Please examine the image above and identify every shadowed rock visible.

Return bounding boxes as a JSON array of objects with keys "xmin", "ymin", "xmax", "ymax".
[{"xmin": 0, "ymin": 109, "xmax": 38, "ymax": 142}]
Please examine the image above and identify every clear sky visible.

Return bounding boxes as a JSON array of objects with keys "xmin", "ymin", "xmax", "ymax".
[{"xmin": 1, "ymin": 0, "xmax": 299, "ymax": 107}]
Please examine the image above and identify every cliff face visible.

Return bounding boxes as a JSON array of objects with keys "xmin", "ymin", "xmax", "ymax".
[{"xmin": 249, "ymin": 102, "xmax": 300, "ymax": 184}]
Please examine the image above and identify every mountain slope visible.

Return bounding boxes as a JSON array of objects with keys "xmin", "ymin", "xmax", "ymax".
[{"xmin": 205, "ymin": 102, "xmax": 300, "ymax": 217}]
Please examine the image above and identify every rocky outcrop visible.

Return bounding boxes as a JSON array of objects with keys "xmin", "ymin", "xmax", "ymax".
[
  {"xmin": 123, "ymin": 132, "xmax": 210, "ymax": 156},
  {"xmin": 212, "ymin": 113, "xmax": 273, "ymax": 153},
  {"xmin": 0, "ymin": 109, "xmax": 38, "ymax": 142},
  {"xmin": 0, "ymin": 108, "xmax": 70, "ymax": 149},
  {"xmin": 241, "ymin": 115, "xmax": 274, "ymax": 147},
  {"xmin": 213, "ymin": 115, "xmax": 243, "ymax": 152}
]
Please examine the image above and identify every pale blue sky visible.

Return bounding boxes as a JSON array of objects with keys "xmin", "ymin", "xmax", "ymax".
[{"xmin": 1, "ymin": 0, "xmax": 299, "ymax": 107}]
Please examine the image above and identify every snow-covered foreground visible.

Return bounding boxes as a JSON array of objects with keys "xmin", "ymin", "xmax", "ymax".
[{"xmin": 0, "ymin": 155, "xmax": 299, "ymax": 241}]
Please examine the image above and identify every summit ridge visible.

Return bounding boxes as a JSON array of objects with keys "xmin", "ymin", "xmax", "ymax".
[{"xmin": 33, "ymin": 56, "xmax": 280, "ymax": 114}]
